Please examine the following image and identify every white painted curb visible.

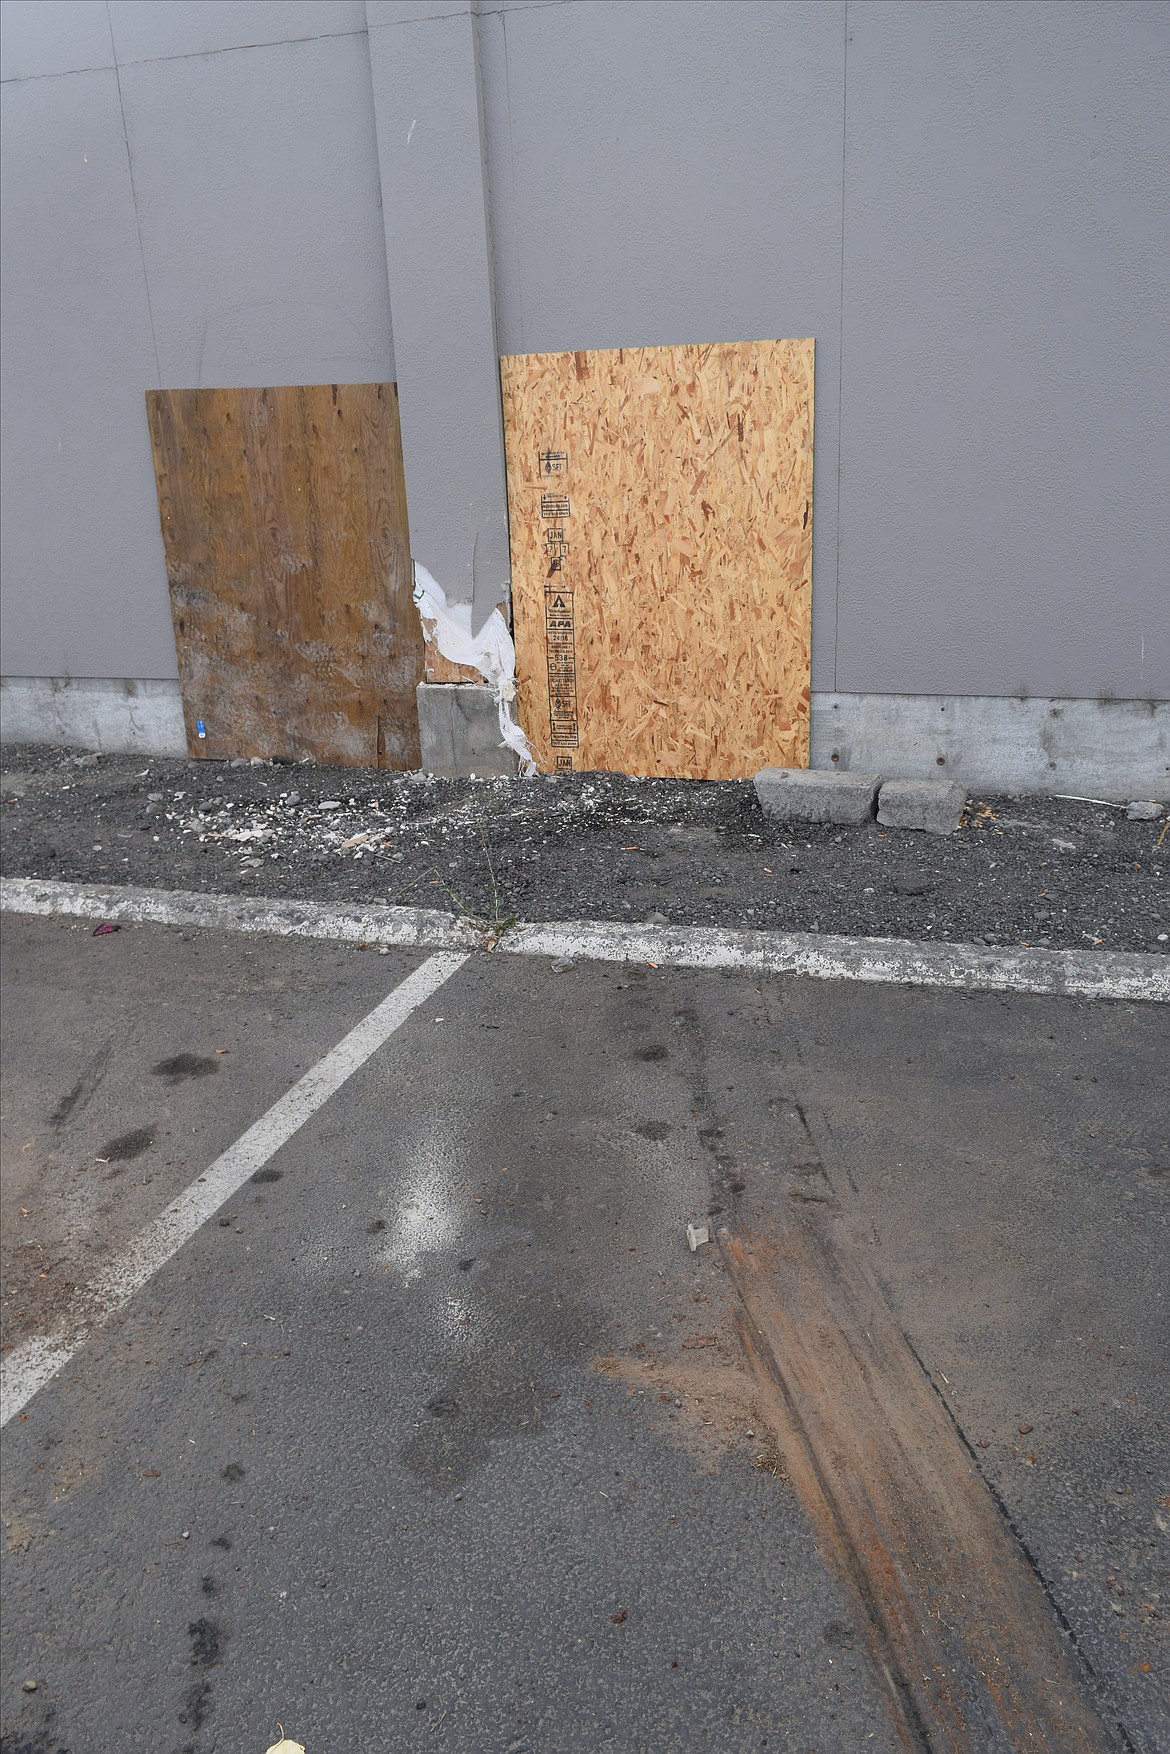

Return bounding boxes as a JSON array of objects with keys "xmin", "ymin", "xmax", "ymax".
[{"xmin": 2, "ymin": 876, "xmax": 1166, "ymax": 1002}]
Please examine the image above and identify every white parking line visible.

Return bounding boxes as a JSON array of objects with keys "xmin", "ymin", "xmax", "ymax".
[
  {"xmin": 0, "ymin": 950, "xmax": 466, "ymax": 1428},
  {"xmin": 3, "ymin": 876, "xmax": 1167, "ymax": 1003}
]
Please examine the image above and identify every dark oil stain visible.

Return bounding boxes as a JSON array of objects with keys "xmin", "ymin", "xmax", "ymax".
[
  {"xmin": 220, "ymin": 1462, "xmax": 246, "ymax": 1483},
  {"xmin": 457, "ymin": 1257, "xmax": 476, "ymax": 1272},
  {"xmin": 201, "ymin": 1575, "xmax": 218, "ymax": 1597},
  {"xmin": 635, "ymin": 1120, "xmax": 672, "ymax": 1140},
  {"xmin": 153, "ymin": 1053, "xmax": 219, "ymax": 1084},
  {"xmin": 209, "ymin": 1534, "xmax": 232, "ymax": 1550},
  {"xmin": 637, "ymin": 1045, "xmax": 669, "ymax": 1062},
  {"xmin": 401, "ymin": 1277, "xmax": 601, "ymax": 1493},
  {"xmin": 187, "ymin": 1617, "xmax": 222, "ymax": 1668},
  {"xmin": 180, "ymin": 1677, "xmax": 212, "ymax": 1729},
  {"xmin": 367, "ymin": 1218, "xmax": 388, "ymax": 1234},
  {"xmin": 100, "ymin": 1125, "xmax": 155, "ymax": 1162},
  {"xmin": 250, "ymin": 1166, "xmax": 282, "ymax": 1183}
]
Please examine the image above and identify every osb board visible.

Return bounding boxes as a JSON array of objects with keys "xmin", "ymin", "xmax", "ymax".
[
  {"xmin": 146, "ymin": 383, "xmax": 423, "ymax": 766},
  {"xmin": 501, "ymin": 340, "xmax": 813, "ymax": 778}
]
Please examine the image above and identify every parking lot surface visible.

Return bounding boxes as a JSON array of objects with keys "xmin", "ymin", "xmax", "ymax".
[{"xmin": 1, "ymin": 912, "xmax": 1166, "ymax": 1752}]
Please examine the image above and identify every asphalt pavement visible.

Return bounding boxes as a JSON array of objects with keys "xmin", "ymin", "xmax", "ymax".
[{"xmin": 1, "ymin": 912, "xmax": 1167, "ymax": 1753}]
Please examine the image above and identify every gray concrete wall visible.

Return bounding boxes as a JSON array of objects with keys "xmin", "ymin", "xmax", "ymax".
[
  {"xmin": 0, "ymin": 0, "xmax": 394, "ymax": 681},
  {"xmin": 477, "ymin": 0, "xmax": 845, "ymax": 690},
  {"xmin": 367, "ymin": 0, "xmax": 511, "ymax": 631},
  {"xmin": 1, "ymin": 0, "xmax": 1168, "ymax": 744},
  {"xmin": 477, "ymin": 0, "xmax": 1170, "ymax": 703},
  {"xmin": 835, "ymin": 0, "xmax": 1169, "ymax": 701}
]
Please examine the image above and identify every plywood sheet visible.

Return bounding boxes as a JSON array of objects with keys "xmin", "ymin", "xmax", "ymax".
[
  {"xmin": 501, "ymin": 341, "xmax": 813, "ymax": 778},
  {"xmin": 146, "ymin": 383, "xmax": 422, "ymax": 766}
]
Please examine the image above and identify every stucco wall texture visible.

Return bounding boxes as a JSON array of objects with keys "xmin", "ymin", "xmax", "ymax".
[{"xmin": 1, "ymin": 0, "xmax": 1167, "ymax": 703}]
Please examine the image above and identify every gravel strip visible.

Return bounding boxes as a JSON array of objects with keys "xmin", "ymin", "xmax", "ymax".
[{"xmin": 2, "ymin": 744, "xmax": 1167, "ymax": 956}]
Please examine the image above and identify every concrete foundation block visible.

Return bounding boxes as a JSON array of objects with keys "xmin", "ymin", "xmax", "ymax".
[
  {"xmin": 0, "ymin": 676, "xmax": 187, "ymax": 756},
  {"xmin": 877, "ymin": 778, "xmax": 967, "ymax": 834},
  {"xmin": 754, "ymin": 766, "xmax": 881, "ymax": 825},
  {"xmin": 416, "ymin": 682, "xmax": 517, "ymax": 777}
]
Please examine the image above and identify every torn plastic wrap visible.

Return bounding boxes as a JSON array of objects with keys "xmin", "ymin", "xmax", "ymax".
[{"xmin": 412, "ymin": 563, "xmax": 537, "ymax": 776}]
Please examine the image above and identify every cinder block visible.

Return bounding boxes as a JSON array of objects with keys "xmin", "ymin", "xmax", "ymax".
[
  {"xmin": 754, "ymin": 767, "xmax": 881, "ymax": 825},
  {"xmin": 877, "ymin": 778, "xmax": 967, "ymax": 835},
  {"xmin": 416, "ymin": 682, "xmax": 517, "ymax": 777}
]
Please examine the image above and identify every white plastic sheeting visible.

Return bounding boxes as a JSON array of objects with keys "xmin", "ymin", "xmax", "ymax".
[{"xmin": 412, "ymin": 563, "xmax": 536, "ymax": 774}]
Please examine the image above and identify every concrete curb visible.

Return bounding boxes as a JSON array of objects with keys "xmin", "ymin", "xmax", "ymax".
[{"xmin": 3, "ymin": 877, "xmax": 1166, "ymax": 1003}]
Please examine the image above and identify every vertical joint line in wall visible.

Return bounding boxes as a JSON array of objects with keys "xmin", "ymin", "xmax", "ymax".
[
  {"xmin": 470, "ymin": 0, "xmax": 501, "ymax": 364},
  {"xmin": 833, "ymin": 0, "xmax": 848, "ymax": 694},
  {"xmin": 501, "ymin": 10, "xmax": 525, "ymax": 352},
  {"xmin": 362, "ymin": 6, "xmax": 396, "ymax": 366},
  {"xmin": 107, "ymin": 2, "xmax": 162, "ymax": 388}
]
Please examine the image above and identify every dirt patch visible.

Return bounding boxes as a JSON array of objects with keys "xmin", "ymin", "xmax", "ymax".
[
  {"xmin": 2, "ymin": 744, "xmax": 1166, "ymax": 953},
  {"xmin": 0, "ymin": 1242, "xmax": 85, "ymax": 1352},
  {"xmin": 3, "ymin": 1515, "xmax": 39, "ymax": 1555},
  {"xmin": 594, "ymin": 1345, "xmax": 783, "ymax": 1480}
]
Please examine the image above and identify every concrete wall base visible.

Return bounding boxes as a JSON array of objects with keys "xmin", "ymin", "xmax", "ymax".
[
  {"xmin": 810, "ymin": 693, "xmax": 1168, "ymax": 800},
  {"xmin": 2, "ymin": 677, "xmax": 1166, "ymax": 798},
  {"xmin": 415, "ymin": 682, "xmax": 517, "ymax": 776},
  {"xmin": 1, "ymin": 676, "xmax": 187, "ymax": 756}
]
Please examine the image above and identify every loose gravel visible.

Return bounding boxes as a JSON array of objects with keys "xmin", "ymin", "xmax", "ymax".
[{"xmin": 2, "ymin": 745, "xmax": 1167, "ymax": 955}]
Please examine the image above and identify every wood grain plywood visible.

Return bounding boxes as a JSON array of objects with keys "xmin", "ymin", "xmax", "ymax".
[
  {"xmin": 146, "ymin": 383, "xmax": 422, "ymax": 766},
  {"xmin": 501, "ymin": 341, "xmax": 813, "ymax": 778}
]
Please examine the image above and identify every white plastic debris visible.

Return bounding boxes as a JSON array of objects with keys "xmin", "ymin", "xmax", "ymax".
[
  {"xmin": 686, "ymin": 1222, "xmax": 710, "ymax": 1252},
  {"xmin": 412, "ymin": 562, "xmax": 537, "ymax": 775}
]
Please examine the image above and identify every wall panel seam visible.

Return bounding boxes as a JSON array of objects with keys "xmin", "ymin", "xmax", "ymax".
[
  {"xmin": 499, "ymin": 8, "xmax": 525, "ymax": 353},
  {"xmin": 833, "ymin": 0, "xmax": 848, "ymax": 695},
  {"xmin": 106, "ymin": 1, "xmax": 161, "ymax": 388},
  {"xmin": 99, "ymin": 28, "xmax": 367, "ymax": 70},
  {"xmin": 0, "ymin": 67, "xmax": 116, "ymax": 86}
]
